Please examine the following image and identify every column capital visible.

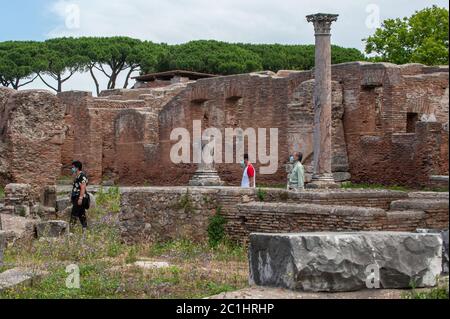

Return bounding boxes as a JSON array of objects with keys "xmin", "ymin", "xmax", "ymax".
[{"xmin": 306, "ymin": 13, "xmax": 338, "ymax": 35}]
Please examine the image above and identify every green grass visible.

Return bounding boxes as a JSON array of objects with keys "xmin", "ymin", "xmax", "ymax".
[
  {"xmin": 256, "ymin": 188, "xmax": 267, "ymax": 201},
  {"xmin": 341, "ymin": 182, "xmax": 410, "ymax": 192},
  {"xmin": 421, "ymin": 186, "xmax": 449, "ymax": 193},
  {"xmin": 93, "ymin": 186, "xmax": 121, "ymax": 215},
  {"xmin": 342, "ymin": 182, "xmax": 449, "ymax": 193},
  {"xmin": 402, "ymin": 286, "xmax": 449, "ymax": 299},
  {"xmin": 402, "ymin": 277, "xmax": 449, "ymax": 299},
  {"xmin": 1, "ymin": 235, "xmax": 248, "ymax": 299},
  {"xmin": 256, "ymin": 183, "xmax": 286, "ymax": 189},
  {"xmin": 0, "ymin": 189, "xmax": 248, "ymax": 299},
  {"xmin": 0, "ymin": 185, "xmax": 4, "ymax": 200}
]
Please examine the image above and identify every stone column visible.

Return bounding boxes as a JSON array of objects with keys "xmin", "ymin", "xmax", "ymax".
[{"xmin": 306, "ymin": 13, "xmax": 339, "ymax": 189}]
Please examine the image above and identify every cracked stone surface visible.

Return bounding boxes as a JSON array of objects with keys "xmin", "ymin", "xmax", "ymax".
[{"xmin": 249, "ymin": 232, "xmax": 442, "ymax": 292}]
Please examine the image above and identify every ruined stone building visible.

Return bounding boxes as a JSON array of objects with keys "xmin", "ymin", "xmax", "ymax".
[{"xmin": 0, "ymin": 62, "xmax": 448, "ymax": 199}]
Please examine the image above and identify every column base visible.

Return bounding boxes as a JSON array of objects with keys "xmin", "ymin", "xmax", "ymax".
[
  {"xmin": 189, "ymin": 169, "xmax": 225, "ymax": 187},
  {"xmin": 306, "ymin": 174, "xmax": 339, "ymax": 189}
]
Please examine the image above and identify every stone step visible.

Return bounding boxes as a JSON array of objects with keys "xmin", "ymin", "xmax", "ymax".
[
  {"xmin": 238, "ymin": 201, "xmax": 386, "ymax": 217},
  {"xmin": 408, "ymin": 191, "xmax": 449, "ymax": 200},
  {"xmin": 429, "ymin": 175, "xmax": 449, "ymax": 188},
  {"xmin": 0, "ymin": 268, "xmax": 47, "ymax": 292},
  {"xmin": 386, "ymin": 210, "xmax": 426, "ymax": 220},
  {"xmin": 390, "ymin": 199, "xmax": 449, "ymax": 211}
]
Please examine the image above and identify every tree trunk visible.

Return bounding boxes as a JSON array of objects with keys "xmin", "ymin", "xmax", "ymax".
[
  {"xmin": 57, "ymin": 74, "xmax": 62, "ymax": 93},
  {"xmin": 123, "ymin": 67, "xmax": 136, "ymax": 89},
  {"xmin": 89, "ymin": 66, "xmax": 101, "ymax": 96}
]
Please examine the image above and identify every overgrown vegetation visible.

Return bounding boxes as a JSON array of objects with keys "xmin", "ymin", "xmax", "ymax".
[
  {"xmin": 257, "ymin": 188, "xmax": 267, "ymax": 201},
  {"xmin": 207, "ymin": 207, "xmax": 227, "ymax": 248},
  {"xmin": 0, "ymin": 190, "xmax": 247, "ymax": 299},
  {"xmin": 176, "ymin": 189, "xmax": 195, "ymax": 214},
  {"xmin": 402, "ymin": 286, "xmax": 449, "ymax": 299},
  {"xmin": 402, "ymin": 278, "xmax": 449, "ymax": 299},
  {"xmin": 95, "ymin": 186, "xmax": 121, "ymax": 213}
]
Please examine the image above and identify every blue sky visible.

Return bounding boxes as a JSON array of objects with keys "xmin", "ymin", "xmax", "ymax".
[
  {"xmin": 1, "ymin": 0, "xmax": 55, "ymax": 41},
  {"xmin": 1, "ymin": 0, "xmax": 448, "ymax": 93}
]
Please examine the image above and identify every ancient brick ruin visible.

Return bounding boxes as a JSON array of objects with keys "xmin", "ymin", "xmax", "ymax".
[
  {"xmin": 0, "ymin": 88, "xmax": 66, "ymax": 199},
  {"xmin": 119, "ymin": 186, "xmax": 449, "ymax": 244},
  {"xmin": 0, "ymin": 64, "xmax": 448, "ymax": 207},
  {"xmin": 0, "ymin": 12, "xmax": 448, "ymax": 297},
  {"xmin": 0, "ymin": 62, "xmax": 448, "ymax": 196}
]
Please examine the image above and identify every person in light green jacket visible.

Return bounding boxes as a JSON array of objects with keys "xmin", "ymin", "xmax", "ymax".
[{"xmin": 288, "ymin": 152, "xmax": 305, "ymax": 191}]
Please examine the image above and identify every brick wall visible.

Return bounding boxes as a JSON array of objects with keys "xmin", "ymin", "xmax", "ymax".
[
  {"xmin": 2, "ymin": 62, "xmax": 447, "ymax": 192},
  {"xmin": 59, "ymin": 85, "xmax": 184, "ymax": 184},
  {"xmin": 119, "ymin": 187, "xmax": 433, "ymax": 244},
  {"xmin": 334, "ymin": 63, "xmax": 449, "ymax": 187},
  {"xmin": 0, "ymin": 88, "xmax": 66, "ymax": 199}
]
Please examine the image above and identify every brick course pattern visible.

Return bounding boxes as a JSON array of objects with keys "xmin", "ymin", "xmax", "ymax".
[
  {"xmin": 119, "ymin": 187, "xmax": 446, "ymax": 244},
  {"xmin": 1, "ymin": 62, "xmax": 448, "ymax": 194}
]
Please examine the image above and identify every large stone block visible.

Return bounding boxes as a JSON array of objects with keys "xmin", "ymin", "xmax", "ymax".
[
  {"xmin": 249, "ymin": 232, "xmax": 442, "ymax": 292},
  {"xmin": 0, "ymin": 267, "xmax": 47, "ymax": 292},
  {"xmin": 35, "ymin": 220, "xmax": 69, "ymax": 238},
  {"xmin": 417, "ymin": 229, "xmax": 449, "ymax": 275}
]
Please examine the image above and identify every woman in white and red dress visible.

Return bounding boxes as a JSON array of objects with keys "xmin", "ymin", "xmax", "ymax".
[{"xmin": 241, "ymin": 153, "xmax": 256, "ymax": 188}]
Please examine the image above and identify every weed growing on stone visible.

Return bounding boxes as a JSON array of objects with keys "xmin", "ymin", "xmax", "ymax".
[
  {"xmin": 257, "ymin": 188, "xmax": 267, "ymax": 201},
  {"xmin": 177, "ymin": 189, "xmax": 195, "ymax": 214},
  {"xmin": 207, "ymin": 207, "xmax": 227, "ymax": 248},
  {"xmin": 402, "ymin": 277, "xmax": 449, "ymax": 299},
  {"xmin": 95, "ymin": 186, "xmax": 121, "ymax": 214},
  {"xmin": 0, "ymin": 186, "xmax": 4, "ymax": 200}
]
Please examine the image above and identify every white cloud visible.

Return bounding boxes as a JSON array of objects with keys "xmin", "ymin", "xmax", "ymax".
[
  {"xmin": 22, "ymin": 0, "xmax": 450, "ymax": 94},
  {"xmin": 45, "ymin": 0, "xmax": 449, "ymax": 47}
]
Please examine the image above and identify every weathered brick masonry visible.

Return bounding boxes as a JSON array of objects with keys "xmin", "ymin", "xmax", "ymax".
[
  {"xmin": 1, "ymin": 62, "xmax": 448, "ymax": 195},
  {"xmin": 119, "ymin": 187, "xmax": 448, "ymax": 244},
  {"xmin": 0, "ymin": 88, "xmax": 66, "ymax": 199},
  {"xmin": 58, "ymin": 85, "xmax": 185, "ymax": 184},
  {"xmin": 155, "ymin": 62, "xmax": 449, "ymax": 187}
]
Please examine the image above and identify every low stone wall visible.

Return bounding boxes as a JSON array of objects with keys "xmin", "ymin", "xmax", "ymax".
[
  {"xmin": 234, "ymin": 201, "xmax": 448, "ymax": 244},
  {"xmin": 120, "ymin": 186, "xmax": 256, "ymax": 243},
  {"xmin": 119, "ymin": 187, "xmax": 426, "ymax": 244},
  {"xmin": 263, "ymin": 188, "xmax": 408, "ymax": 209},
  {"xmin": 121, "ymin": 187, "xmax": 219, "ymax": 243},
  {"xmin": 390, "ymin": 198, "xmax": 449, "ymax": 230},
  {"xmin": 235, "ymin": 203, "xmax": 386, "ymax": 242},
  {"xmin": 1, "ymin": 184, "xmax": 36, "ymax": 217}
]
